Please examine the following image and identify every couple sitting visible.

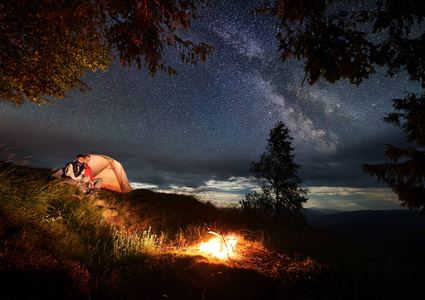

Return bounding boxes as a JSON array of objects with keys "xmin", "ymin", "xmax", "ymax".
[{"xmin": 61, "ymin": 154, "xmax": 103, "ymax": 195}]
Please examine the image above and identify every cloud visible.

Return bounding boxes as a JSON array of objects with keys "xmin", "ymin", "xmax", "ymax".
[
  {"xmin": 130, "ymin": 182, "xmax": 159, "ymax": 190},
  {"xmin": 129, "ymin": 176, "xmax": 257, "ymax": 206},
  {"xmin": 204, "ymin": 176, "xmax": 258, "ymax": 193},
  {"xmin": 129, "ymin": 176, "xmax": 404, "ymax": 211},
  {"xmin": 306, "ymin": 186, "xmax": 402, "ymax": 211}
]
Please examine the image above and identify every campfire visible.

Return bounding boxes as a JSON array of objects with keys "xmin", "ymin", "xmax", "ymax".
[{"xmin": 199, "ymin": 231, "xmax": 240, "ymax": 259}]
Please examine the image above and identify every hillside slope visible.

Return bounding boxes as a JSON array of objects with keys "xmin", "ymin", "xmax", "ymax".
[
  {"xmin": 0, "ymin": 162, "xmax": 424, "ymax": 299},
  {"xmin": 0, "ymin": 163, "xmax": 332, "ymax": 299}
]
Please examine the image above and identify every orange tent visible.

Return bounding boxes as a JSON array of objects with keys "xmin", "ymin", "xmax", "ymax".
[
  {"xmin": 54, "ymin": 154, "xmax": 132, "ymax": 193},
  {"xmin": 87, "ymin": 154, "xmax": 132, "ymax": 193}
]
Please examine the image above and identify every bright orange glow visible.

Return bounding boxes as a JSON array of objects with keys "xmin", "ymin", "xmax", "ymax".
[{"xmin": 199, "ymin": 233, "xmax": 239, "ymax": 259}]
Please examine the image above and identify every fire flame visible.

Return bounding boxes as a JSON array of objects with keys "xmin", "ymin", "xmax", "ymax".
[{"xmin": 199, "ymin": 232, "xmax": 239, "ymax": 259}]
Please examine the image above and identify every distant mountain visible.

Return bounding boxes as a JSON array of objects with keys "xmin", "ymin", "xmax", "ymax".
[
  {"xmin": 304, "ymin": 209, "xmax": 425, "ymax": 264},
  {"xmin": 306, "ymin": 209, "xmax": 425, "ymax": 229},
  {"xmin": 305, "ymin": 207, "xmax": 344, "ymax": 215},
  {"xmin": 302, "ymin": 209, "xmax": 324, "ymax": 224},
  {"xmin": 303, "ymin": 207, "xmax": 344, "ymax": 224}
]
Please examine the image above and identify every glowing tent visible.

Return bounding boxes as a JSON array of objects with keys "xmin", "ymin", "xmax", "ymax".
[{"xmin": 54, "ymin": 154, "xmax": 132, "ymax": 193}]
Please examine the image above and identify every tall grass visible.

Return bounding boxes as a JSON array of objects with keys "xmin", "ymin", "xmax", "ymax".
[
  {"xmin": 0, "ymin": 148, "xmax": 159, "ymax": 266},
  {"xmin": 112, "ymin": 227, "xmax": 159, "ymax": 259}
]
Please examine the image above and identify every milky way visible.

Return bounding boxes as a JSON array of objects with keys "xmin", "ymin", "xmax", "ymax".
[{"xmin": 0, "ymin": 0, "xmax": 420, "ymax": 210}]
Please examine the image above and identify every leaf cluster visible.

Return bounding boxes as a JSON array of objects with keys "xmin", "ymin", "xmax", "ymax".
[
  {"xmin": 0, "ymin": 0, "xmax": 111, "ymax": 105},
  {"xmin": 255, "ymin": 0, "xmax": 425, "ymax": 86},
  {"xmin": 0, "ymin": 0, "xmax": 213, "ymax": 105},
  {"xmin": 99, "ymin": 0, "xmax": 214, "ymax": 75}
]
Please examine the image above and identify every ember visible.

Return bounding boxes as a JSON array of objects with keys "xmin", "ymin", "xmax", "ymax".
[{"xmin": 199, "ymin": 231, "xmax": 239, "ymax": 259}]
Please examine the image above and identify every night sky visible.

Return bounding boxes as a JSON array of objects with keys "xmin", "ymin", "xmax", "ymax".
[{"xmin": 0, "ymin": 0, "xmax": 420, "ymax": 211}]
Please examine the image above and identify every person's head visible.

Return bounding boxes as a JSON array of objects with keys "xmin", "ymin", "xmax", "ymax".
[
  {"xmin": 76, "ymin": 154, "xmax": 85, "ymax": 164},
  {"xmin": 83, "ymin": 154, "xmax": 91, "ymax": 164}
]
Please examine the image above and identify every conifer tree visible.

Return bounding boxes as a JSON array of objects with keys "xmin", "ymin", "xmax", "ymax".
[
  {"xmin": 240, "ymin": 121, "xmax": 308, "ymax": 218},
  {"xmin": 363, "ymin": 93, "xmax": 425, "ymax": 212}
]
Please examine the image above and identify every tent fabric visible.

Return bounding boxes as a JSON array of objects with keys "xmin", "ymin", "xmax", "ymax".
[
  {"xmin": 53, "ymin": 154, "xmax": 132, "ymax": 193},
  {"xmin": 88, "ymin": 154, "xmax": 132, "ymax": 193}
]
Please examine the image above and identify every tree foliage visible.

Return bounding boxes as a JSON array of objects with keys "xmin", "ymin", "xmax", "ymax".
[
  {"xmin": 0, "ymin": 0, "xmax": 213, "ymax": 105},
  {"xmin": 254, "ymin": 0, "xmax": 425, "ymax": 87},
  {"xmin": 240, "ymin": 122, "xmax": 308, "ymax": 218},
  {"xmin": 363, "ymin": 93, "xmax": 425, "ymax": 212}
]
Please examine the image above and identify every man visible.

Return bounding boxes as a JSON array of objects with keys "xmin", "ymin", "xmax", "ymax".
[
  {"xmin": 82, "ymin": 154, "xmax": 103, "ymax": 195},
  {"xmin": 61, "ymin": 154, "xmax": 90, "ymax": 194}
]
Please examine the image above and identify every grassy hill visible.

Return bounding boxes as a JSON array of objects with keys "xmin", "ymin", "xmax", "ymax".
[{"xmin": 0, "ymin": 159, "xmax": 424, "ymax": 299}]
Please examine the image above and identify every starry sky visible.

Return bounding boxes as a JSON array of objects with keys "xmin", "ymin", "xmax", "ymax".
[{"xmin": 0, "ymin": 0, "xmax": 420, "ymax": 211}]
